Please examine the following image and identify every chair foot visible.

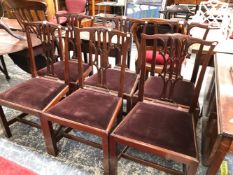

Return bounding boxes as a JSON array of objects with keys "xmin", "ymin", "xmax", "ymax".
[
  {"xmin": 109, "ymin": 136, "xmax": 117, "ymax": 175},
  {"xmin": 40, "ymin": 116, "xmax": 58, "ymax": 156},
  {"xmin": 0, "ymin": 106, "xmax": 12, "ymax": 137},
  {"xmin": 0, "ymin": 56, "xmax": 10, "ymax": 80},
  {"xmin": 102, "ymin": 135, "xmax": 110, "ymax": 175}
]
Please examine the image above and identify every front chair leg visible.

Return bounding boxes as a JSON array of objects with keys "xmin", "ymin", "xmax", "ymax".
[
  {"xmin": 102, "ymin": 135, "xmax": 110, "ymax": 175},
  {"xmin": 0, "ymin": 106, "xmax": 12, "ymax": 137},
  {"xmin": 109, "ymin": 137, "xmax": 117, "ymax": 175},
  {"xmin": 40, "ymin": 116, "xmax": 58, "ymax": 156}
]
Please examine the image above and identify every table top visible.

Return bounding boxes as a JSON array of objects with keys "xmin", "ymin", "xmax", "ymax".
[
  {"xmin": 1, "ymin": 17, "xmax": 22, "ymax": 31},
  {"xmin": 215, "ymin": 53, "xmax": 233, "ymax": 138},
  {"xmin": 0, "ymin": 29, "xmax": 41, "ymax": 55}
]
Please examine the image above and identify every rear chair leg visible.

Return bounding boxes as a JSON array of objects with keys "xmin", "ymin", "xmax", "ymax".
[
  {"xmin": 0, "ymin": 106, "xmax": 12, "ymax": 137},
  {"xmin": 40, "ymin": 116, "xmax": 58, "ymax": 156}
]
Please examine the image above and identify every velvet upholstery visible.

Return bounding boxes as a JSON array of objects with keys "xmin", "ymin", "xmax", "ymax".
[
  {"xmin": 48, "ymin": 89, "xmax": 121, "ymax": 130},
  {"xmin": 144, "ymin": 76, "xmax": 194, "ymax": 106},
  {"xmin": 0, "ymin": 78, "xmax": 66, "ymax": 110},
  {"xmin": 38, "ymin": 61, "xmax": 90, "ymax": 82},
  {"xmin": 114, "ymin": 102, "xmax": 196, "ymax": 157},
  {"xmin": 85, "ymin": 68, "xmax": 137, "ymax": 94},
  {"xmin": 66, "ymin": 0, "xmax": 86, "ymax": 13},
  {"xmin": 145, "ymin": 51, "xmax": 170, "ymax": 65}
]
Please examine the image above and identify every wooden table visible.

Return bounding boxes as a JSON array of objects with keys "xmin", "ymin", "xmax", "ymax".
[
  {"xmin": 202, "ymin": 52, "xmax": 233, "ymax": 174},
  {"xmin": 0, "ymin": 29, "xmax": 41, "ymax": 79}
]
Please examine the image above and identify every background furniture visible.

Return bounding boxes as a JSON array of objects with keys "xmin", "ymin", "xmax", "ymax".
[
  {"xmin": 202, "ymin": 52, "xmax": 233, "ymax": 175},
  {"xmin": 0, "ymin": 29, "xmax": 40, "ymax": 79}
]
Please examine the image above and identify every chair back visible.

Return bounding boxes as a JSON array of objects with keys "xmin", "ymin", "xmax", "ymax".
[
  {"xmin": 100, "ymin": 16, "xmax": 144, "ymax": 33},
  {"xmin": 6, "ymin": 0, "xmax": 48, "ymax": 31},
  {"xmin": 75, "ymin": 27, "xmax": 131, "ymax": 97},
  {"xmin": 24, "ymin": 21, "xmax": 68, "ymax": 83},
  {"xmin": 138, "ymin": 33, "xmax": 217, "ymax": 115},
  {"xmin": 65, "ymin": 0, "xmax": 87, "ymax": 14},
  {"xmin": 57, "ymin": 14, "xmax": 94, "ymax": 60},
  {"xmin": 192, "ymin": 0, "xmax": 229, "ymax": 28},
  {"xmin": 132, "ymin": 18, "xmax": 180, "ymax": 72}
]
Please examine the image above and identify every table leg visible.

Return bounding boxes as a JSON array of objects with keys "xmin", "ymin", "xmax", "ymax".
[
  {"xmin": 206, "ymin": 136, "xmax": 232, "ymax": 175},
  {"xmin": 0, "ymin": 55, "xmax": 10, "ymax": 79}
]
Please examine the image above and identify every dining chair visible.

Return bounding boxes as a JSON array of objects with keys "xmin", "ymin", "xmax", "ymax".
[
  {"xmin": 0, "ymin": 22, "xmax": 69, "ymax": 140},
  {"xmin": 55, "ymin": 0, "xmax": 87, "ymax": 16},
  {"xmin": 6, "ymin": 0, "xmax": 48, "ymax": 31},
  {"xmin": 56, "ymin": 14, "xmax": 94, "ymax": 63},
  {"xmin": 132, "ymin": 18, "xmax": 181, "ymax": 74},
  {"xmin": 40, "ymin": 27, "xmax": 131, "ymax": 174},
  {"xmin": 85, "ymin": 17, "xmax": 144, "ymax": 113},
  {"xmin": 98, "ymin": 16, "xmax": 145, "ymax": 68},
  {"xmin": 37, "ymin": 15, "xmax": 93, "ymax": 88},
  {"xmin": 109, "ymin": 33, "xmax": 217, "ymax": 175}
]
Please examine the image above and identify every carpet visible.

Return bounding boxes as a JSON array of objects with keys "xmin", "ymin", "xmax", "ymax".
[{"xmin": 0, "ymin": 156, "xmax": 37, "ymax": 175}]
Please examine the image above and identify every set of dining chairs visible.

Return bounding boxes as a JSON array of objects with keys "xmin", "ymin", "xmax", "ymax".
[{"xmin": 0, "ymin": 13, "xmax": 217, "ymax": 175}]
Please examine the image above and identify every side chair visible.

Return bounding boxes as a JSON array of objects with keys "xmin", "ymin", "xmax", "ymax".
[
  {"xmin": 132, "ymin": 18, "xmax": 181, "ymax": 74},
  {"xmin": 98, "ymin": 16, "xmax": 145, "ymax": 68},
  {"xmin": 56, "ymin": 14, "xmax": 94, "ymax": 63},
  {"xmin": 109, "ymin": 33, "xmax": 217, "ymax": 175},
  {"xmin": 0, "ymin": 22, "xmax": 69, "ymax": 140},
  {"xmin": 37, "ymin": 15, "xmax": 93, "ymax": 87},
  {"xmin": 40, "ymin": 27, "xmax": 131, "ymax": 174}
]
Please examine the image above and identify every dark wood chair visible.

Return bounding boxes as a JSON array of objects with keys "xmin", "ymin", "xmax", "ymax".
[
  {"xmin": 0, "ymin": 22, "xmax": 69, "ymax": 140},
  {"xmin": 109, "ymin": 33, "xmax": 217, "ymax": 175},
  {"xmin": 98, "ymin": 16, "xmax": 144, "ymax": 68},
  {"xmin": 56, "ymin": 14, "xmax": 94, "ymax": 63},
  {"xmin": 40, "ymin": 27, "xmax": 131, "ymax": 174},
  {"xmin": 36, "ymin": 15, "xmax": 93, "ymax": 86},
  {"xmin": 6, "ymin": 0, "xmax": 48, "ymax": 31},
  {"xmin": 132, "ymin": 18, "xmax": 181, "ymax": 74}
]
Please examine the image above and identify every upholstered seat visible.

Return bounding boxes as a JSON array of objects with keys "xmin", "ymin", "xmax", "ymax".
[
  {"xmin": 47, "ymin": 88, "xmax": 121, "ymax": 130},
  {"xmin": 38, "ymin": 60, "xmax": 90, "ymax": 82},
  {"xmin": 145, "ymin": 51, "xmax": 170, "ymax": 65},
  {"xmin": 85, "ymin": 68, "xmax": 138, "ymax": 95},
  {"xmin": 114, "ymin": 102, "xmax": 196, "ymax": 157},
  {"xmin": 0, "ymin": 78, "xmax": 66, "ymax": 110},
  {"xmin": 144, "ymin": 76, "xmax": 194, "ymax": 106}
]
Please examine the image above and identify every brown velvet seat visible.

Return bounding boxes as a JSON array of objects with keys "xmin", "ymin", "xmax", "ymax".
[
  {"xmin": 0, "ymin": 22, "xmax": 69, "ymax": 140},
  {"xmin": 85, "ymin": 68, "xmax": 138, "ymax": 95},
  {"xmin": 38, "ymin": 60, "xmax": 90, "ymax": 82},
  {"xmin": 109, "ymin": 33, "xmax": 217, "ymax": 175},
  {"xmin": 0, "ymin": 78, "xmax": 66, "ymax": 111},
  {"xmin": 144, "ymin": 76, "xmax": 194, "ymax": 106},
  {"xmin": 40, "ymin": 27, "xmax": 131, "ymax": 175},
  {"xmin": 114, "ymin": 102, "xmax": 196, "ymax": 157},
  {"xmin": 47, "ymin": 88, "xmax": 120, "ymax": 130}
]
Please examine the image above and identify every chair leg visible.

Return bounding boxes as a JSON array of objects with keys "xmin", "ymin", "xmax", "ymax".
[
  {"xmin": 40, "ymin": 116, "xmax": 58, "ymax": 156},
  {"xmin": 102, "ymin": 135, "xmax": 110, "ymax": 175},
  {"xmin": 109, "ymin": 137, "xmax": 117, "ymax": 175},
  {"xmin": 0, "ymin": 56, "xmax": 10, "ymax": 80},
  {"xmin": 186, "ymin": 162, "xmax": 198, "ymax": 175},
  {"xmin": 0, "ymin": 106, "xmax": 12, "ymax": 137}
]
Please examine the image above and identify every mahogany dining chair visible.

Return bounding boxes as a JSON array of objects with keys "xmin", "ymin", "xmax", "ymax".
[
  {"xmin": 109, "ymin": 33, "xmax": 217, "ymax": 175},
  {"xmin": 40, "ymin": 27, "xmax": 131, "ymax": 174},
  {"xmin": 0, "ymin": 22, "xmax": 69, "ymax": 141}
]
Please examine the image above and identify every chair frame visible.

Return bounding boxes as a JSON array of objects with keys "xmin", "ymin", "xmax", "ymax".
[
  {"xmin": 40, "ymin": 27, "xmax": 131, "ymax": 174},
  {"xmin": 109, "ymin": 33, "xmax": 217, "ymax": 175},
  {"xmin": 0, "ymin": 21, "xmax": 69, "ymax": 139}
]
